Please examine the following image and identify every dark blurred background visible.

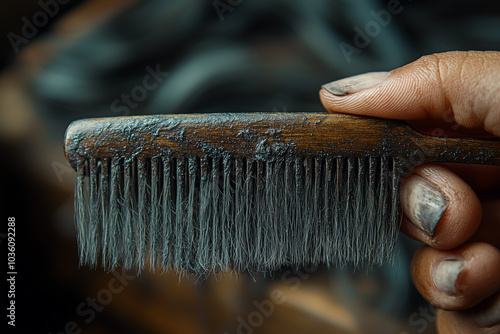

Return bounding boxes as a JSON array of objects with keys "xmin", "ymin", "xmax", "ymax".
[{"xmin": 1, "ymin": 0, "xmax": 499, "ymax": 333}]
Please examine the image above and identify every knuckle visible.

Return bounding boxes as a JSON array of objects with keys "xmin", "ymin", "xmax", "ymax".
[
  {"xmin": 416, "ymin": 54, "xmax": 441, "ymax": 73},
  {"xmin": 410, "ymin": 54, "xmax": 449, "ymax": 105}
]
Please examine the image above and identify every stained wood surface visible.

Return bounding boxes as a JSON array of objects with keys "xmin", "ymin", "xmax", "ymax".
[{"xmin": 64, "ymin": 113, "xmax": 500, "ymax": 170}]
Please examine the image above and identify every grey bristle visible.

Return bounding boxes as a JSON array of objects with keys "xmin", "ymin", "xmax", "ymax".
[{"xmin": 75, "ymin": 155, "xmax": 401, "ymax": 275}]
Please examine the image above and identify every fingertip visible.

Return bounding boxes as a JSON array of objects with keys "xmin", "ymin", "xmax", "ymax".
[
  {"xmin": 318, "ymin": 75, "xmax": 417, "ymax": 119},
  {"xmin": 400, "ymin": 164, "xmax": 482, "ymax": 249},
  {"xmin": 412, "ymin": 243, "xmax": 500, "ymax": 311}
]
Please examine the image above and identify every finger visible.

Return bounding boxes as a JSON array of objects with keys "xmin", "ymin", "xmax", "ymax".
[
  {"xmin": 399, "ymin": 163, "xmax": 482, "ymax": 249},
  {"xmin": 436, "ymin": 292, "xmax": 500, "ymax": 333},
  {"xmin": 411, "ymin": 242, "xmax": 500, "ymax": 311},
  {"xmin": 319, "ymin": 51, "xmax": 500, "ymax": 136}
]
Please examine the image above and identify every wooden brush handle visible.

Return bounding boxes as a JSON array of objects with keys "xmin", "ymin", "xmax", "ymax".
[
  {"xmin": 64, "ymin": 113, "xmax": 500, "ymax": 170},
  {"xmin": 410, "ymin": 130, "xmax": 500, "ymax": 167}
]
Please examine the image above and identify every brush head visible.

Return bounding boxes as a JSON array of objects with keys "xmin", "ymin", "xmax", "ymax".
[{"xmin": 64, "ymin": 113, "xmax": 408, "ymax": 275}]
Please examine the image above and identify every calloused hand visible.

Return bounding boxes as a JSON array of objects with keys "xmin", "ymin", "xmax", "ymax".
[{"xmin": 320, "ymin": 51, "xmax": 500, "ymax": 333}]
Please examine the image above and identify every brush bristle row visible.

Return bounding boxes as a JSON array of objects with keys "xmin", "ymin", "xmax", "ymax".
[{"xmin": 75, "ymin": 155, "xmax": 400, "ymax": 274}]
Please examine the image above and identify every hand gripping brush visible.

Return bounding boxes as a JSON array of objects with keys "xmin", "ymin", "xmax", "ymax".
[{"xmin": 63, "ymin": 113, "xmax": 500, "ymax": 275}]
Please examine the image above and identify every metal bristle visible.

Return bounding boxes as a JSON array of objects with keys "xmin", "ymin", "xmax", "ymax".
[{"xmin": 75, "ymin": 155, "xmax": 401, "ymax": 275}]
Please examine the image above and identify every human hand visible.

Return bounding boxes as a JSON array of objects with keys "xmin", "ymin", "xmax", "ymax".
[{"xmin": 320, "ymin": 51, "xmax": 500, "ymax": 333}]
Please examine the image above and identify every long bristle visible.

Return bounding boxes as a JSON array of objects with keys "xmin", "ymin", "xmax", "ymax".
[{"xmin": 75, "ymin": 155, "xmax": 400, "ymax": 275}]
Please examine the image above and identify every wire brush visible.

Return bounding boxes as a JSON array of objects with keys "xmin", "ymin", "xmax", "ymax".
[{"xmin": 63, "ymin": 113, "xmax": 500, "ymax": 275}]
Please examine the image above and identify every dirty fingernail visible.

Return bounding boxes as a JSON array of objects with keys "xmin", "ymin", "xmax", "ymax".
[
  {"xmin": 321, "ymin": 71, "xmax": 390, "ymax": 96},
  {"xmin": 400, "ymin": 174, "xmax": 448, "ymax": 236},
  {"xmin": 433, "ymin": 258, "xmax": 465, "ymax": 295}
]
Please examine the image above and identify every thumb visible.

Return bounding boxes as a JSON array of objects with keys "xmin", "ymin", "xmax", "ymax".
[{"xmin": 319, "ymin": 51, "xmax": 500, "ymax": 136}]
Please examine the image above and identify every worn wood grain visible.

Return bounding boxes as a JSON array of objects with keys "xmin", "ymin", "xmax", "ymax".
[{"xmin": 64, "ymin": 113, "xmax": 500, "ymax": 171}]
